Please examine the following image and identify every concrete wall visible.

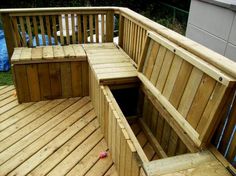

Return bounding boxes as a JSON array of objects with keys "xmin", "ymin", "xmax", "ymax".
[{"xmin": 186, "ymin": 0, "xmax": 236, "ymax": 62}]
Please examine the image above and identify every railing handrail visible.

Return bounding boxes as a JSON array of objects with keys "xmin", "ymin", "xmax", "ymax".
[
  {"xmin": 0, "ymin": 7, "xmax": 118, "ymax": 13},
  {"xmin": 1, "ymin": 6, "xmax": 236, "ymax": 78}
]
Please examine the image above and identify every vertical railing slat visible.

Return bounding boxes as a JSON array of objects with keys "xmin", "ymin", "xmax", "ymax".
[
  {"xmin": 39, "ymin": 16, "xmax": 46, "ymax": 45},
  {"xmin": 65, "ymin": 14, "xmax": 70, "ymax": 45},
  {"xmin": 133, "ymin": 24, "xmax": 137, "ymax": 62},
  {"xmin": 95, "ymin": 14, "xmax": 99, "ymax": 43},
  {"xmin": 32, "ymin": 16, "xmax": 39, "ymax": 46},
  {"xmin": 89, "ymin": 14, "xmax": 94, "ymax": 43},
  {"xmin": 19, "ymin": 16, "xmax": 27, "ymax": 46},
  {"xmin": 52, "ymin": 15, "xmax": 58, "ymax": 45},
  {"xmin": 77, "ymin": 14, "xmax": 82, "ymax": 43},
  {"xmin": 71, "ymin": 14, "xmax": 76, "ymax": 44},
  {"xmin": 118, "ymin": 15, "xmax": 124, "ymax": 48},
  {"xmin": 26, "ymin": 16, "xmax": 33, "ymax": 47},
  {"xmin": 123, "ymin": 18, "xmax": 127, "ymax": 51},
  {"xmin": 136, "ymin": 26, "xmax": 141, "ymax": 62},
  {"xmin": 83, "ymin": 15, "xmax": 88, "ymax": 43},
  {"xmin": 101, "ymin": 14, "xmax": 105, "ymax": 43},
  {"xmin": 58, "ymin": 15, "xmax": 64, "ymax": 45},
  {"xmin": 11, "ymin": 16, "xmax": 21, "ymax": 47},
  {"xmin": 45, "ymin": 16, "xmax": 52, "ymax": 45},
  {"xmin": 136, "ymin": 25, "xmax": 140, "ymax": 63}
]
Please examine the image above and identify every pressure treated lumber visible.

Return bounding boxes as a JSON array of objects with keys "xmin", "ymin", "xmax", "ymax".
[
  {"xmin": 84, "ymin": 43, "xmax": 137, "ymax": 85},
  {"xmin": 12, "ymin": 45, "xmax": 88, "ymax": 103},
  {"xmin": 143, "ymin": 151, "xmax": 231, "ymax": 176},
  {"xmin": 12, "ymin": 45, "xmax": 86, "ymax": 64},
  {"xmin": 0, "ymin": 94, "xmax": 118, "ymax": 176}
]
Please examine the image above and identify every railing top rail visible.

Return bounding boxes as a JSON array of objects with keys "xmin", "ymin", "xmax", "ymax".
[{"xmin": 0, "ymin": 6, "xmax": 118, "ymax": 13}]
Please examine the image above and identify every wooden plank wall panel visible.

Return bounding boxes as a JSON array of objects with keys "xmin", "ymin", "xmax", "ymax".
[
  {"xmin": 71, "ymin": 62, "xmax": 82, "ymax": 97},
  {"xmin": 82, "ymin": 62, "xmax": 89, "ymax": 96},
  {"xmin": 138, "ymin": 31, "xmax": 236, "ymax": 153},
  {"xmin": 120, "ymin": 15, "xmax": 148, "ymax": 65},
  {"xmin": 13, "ymin": 61, "xmax": 88, "ymax": 103},
  {"xmin": 12, "ymin": 44, "xmax": 88, "ymax": 103},
  {"xmin": 26, "ymin": 64, "xmax": 40, "ymax": 101},
  {"xmin": 13, "ymin": 65, "xmax": 30, "ymax": 103},
  {"xmin": 140, "ymin": 39, "xmax": 193, "ymax": 155},
  {"xmin": 60, "ymin": 62, "xmax": 72, "ymax": 98},
  {"xmin": 89, "ymin": 74, "xmax": 143, "ymax": 176},
  {"xmin": 141, "ymin": 92, "xmax": 189, "ymax": 157},
  {"xmin": 38, "ymin": 63, "xmax": 51, "ymax": 100},
  {"xmin": 48, "ymin": 63, "xmax": 62, "ymax": 99},
  {"xmin": 105, "ymin": 93, "xmax": 141, "ymax": 176}
]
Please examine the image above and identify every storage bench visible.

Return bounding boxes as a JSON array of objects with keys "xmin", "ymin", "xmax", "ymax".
[
  {"xmin": 88, "ymin": 32, "xmax": 236, "ymax": 176},
  {"xmin": 95, "ymin": 83, "xmax": 231, "ymax": 176},
  {"xmin": 11, "ymin": 45, "xmax": 88, "ymax": 103}
]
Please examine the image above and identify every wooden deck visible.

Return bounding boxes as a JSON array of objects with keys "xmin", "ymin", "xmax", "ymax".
[{"xmin": 0, "ymin": 86, "xmax": 117, "ymax": 176}]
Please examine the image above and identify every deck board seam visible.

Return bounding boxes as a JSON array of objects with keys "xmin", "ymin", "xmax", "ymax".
[
  {"xmin": 65, "ymin": 135, "xmax": 104, "ymax": 176},
  {"xmin": 0, "ymin": 102, "xmax": 49, "ymax": 132},
  {"xmin": 0, "ymin": 98, "xmax": 84, "ymax": 154},
  {"xmin": 0, "ymin": 89, "xmax": 16, "ymax": 101},
  {"xmin": 47, "ymin": 128, "xmax": 104, "ymax": 175},
  {"xmin": 0, "ymin": 97, "xmax": 18, "ymax": 108},
  {"xmin": 0, "ymin": 99, "xmax": 93, "ymax": 174},
  {"xmin": 0, "ymin": 100, "xmax": 19, "ymax": 115},
  {"xmin": 0, "ymin": 99, "xmax": 69, "ymax": 143},
  {"xmin": 0, "ymin": 101, "xmax": 35, "ymax": 123},
  {"xmin": 15, "ymin": 113, "xmax": 98, "ymax": 175},
  {"xmin": 0, "ymin": 86, "xmax": 15, "ymax": 96}
]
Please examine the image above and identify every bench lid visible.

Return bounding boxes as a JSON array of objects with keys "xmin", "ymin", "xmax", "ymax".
[{"xmin": 138, "ymin": 31, "xmax": 236, "ymax": 150}]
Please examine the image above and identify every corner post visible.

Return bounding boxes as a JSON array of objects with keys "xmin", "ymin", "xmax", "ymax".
[
  {"xmin": 106, "ymin": 10, "xmax": 114, "ymax": 42},
  {"xmin": 1, "ymin": 13, "xmax": 15, "ymax": 63}
]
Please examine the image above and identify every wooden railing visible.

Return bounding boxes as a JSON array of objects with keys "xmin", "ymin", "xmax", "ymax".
[
  {"xmin": 1, "ymin": 6, "xmax": 236, "ymax": 168},
  {"xmin": 0, "ymin": 7, "xmax": 115, "ymax": 58},
  {"xmin": 212, "ymin": 92, "xmax": 236, "ymax": 167}
]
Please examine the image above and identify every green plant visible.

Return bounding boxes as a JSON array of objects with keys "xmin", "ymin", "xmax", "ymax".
[
  {"xmin": 156, "ymin": 18, "xmax": 185, "ymax": 35},
  {"xmin": 0, "ymin": 70, "xmax": 13, "ymax": 86}
]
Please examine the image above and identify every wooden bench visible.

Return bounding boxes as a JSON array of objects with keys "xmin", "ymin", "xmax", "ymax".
[
  {"xmin": 84, "ymin": 43, "xmax": 138, "ymax": 85},
  {"xmin": 11, "ymin": 45, "xmax": 88, "ymax": 103},
  {"xmin": 88, "ymin": 34, "xmax": 236, "ymax": 176}
]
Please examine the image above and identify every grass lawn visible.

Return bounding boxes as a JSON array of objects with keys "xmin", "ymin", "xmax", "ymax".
[{"xmin": 0, "ymin": 70, "xmax": 13, "ymax": 86}]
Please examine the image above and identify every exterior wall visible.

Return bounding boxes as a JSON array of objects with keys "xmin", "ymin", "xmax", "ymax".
[{"xmin": 186, "ymin": 0, "xmax": 236, "ymax": 62}]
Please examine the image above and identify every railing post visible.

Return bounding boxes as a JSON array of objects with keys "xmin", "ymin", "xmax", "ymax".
[
  {"xmin": 118, "ymin": 14, "xmax": 124, "ymax": 47},
  {"xmin": 106, "ymin": 10, "xmax": 114, "ymax": 42},
  {"xmin": 1, "ymin": 13, "xmax": 15, "ymax": 63}
]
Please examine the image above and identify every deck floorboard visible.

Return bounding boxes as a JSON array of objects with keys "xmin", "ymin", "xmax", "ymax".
[{"xmin": 0, "ymin": 86, "xmax": 117, "ymax": 176}]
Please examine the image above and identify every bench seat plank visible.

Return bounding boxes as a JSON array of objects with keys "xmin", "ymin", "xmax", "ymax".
[
  {"xmin": 12, "ymin": 45, "xmax": 87, "ymax": 64},
  {"xmin": 84, "ymin": 43, "xmax": 137, "ymax": 84}
]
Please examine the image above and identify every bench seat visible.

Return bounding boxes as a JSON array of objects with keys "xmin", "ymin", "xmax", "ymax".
[
  {"xmin": 11, "ymin": 45, "xmax": 88, "ymax": 103},
  {"xmin": 84, "ymin": 43, "xmax": 138, "ymax": 85},
  {"xmin": 11, "ymin": 45, "xmax": 86, "ymax": 64}
]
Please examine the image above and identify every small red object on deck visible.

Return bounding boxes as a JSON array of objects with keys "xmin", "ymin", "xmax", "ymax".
[{"xmin": 99, "ymin": 151, "xmax": 108, "ymax": 159}]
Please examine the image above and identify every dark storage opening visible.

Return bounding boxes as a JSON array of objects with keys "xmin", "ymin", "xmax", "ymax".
[
  {"xmin": 109, "ymin": 83, "xmax": 191, "ymax": 160},
  {"xmin": 111, "ymin": 86, "xmax": 140, "ymax": 117}
]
